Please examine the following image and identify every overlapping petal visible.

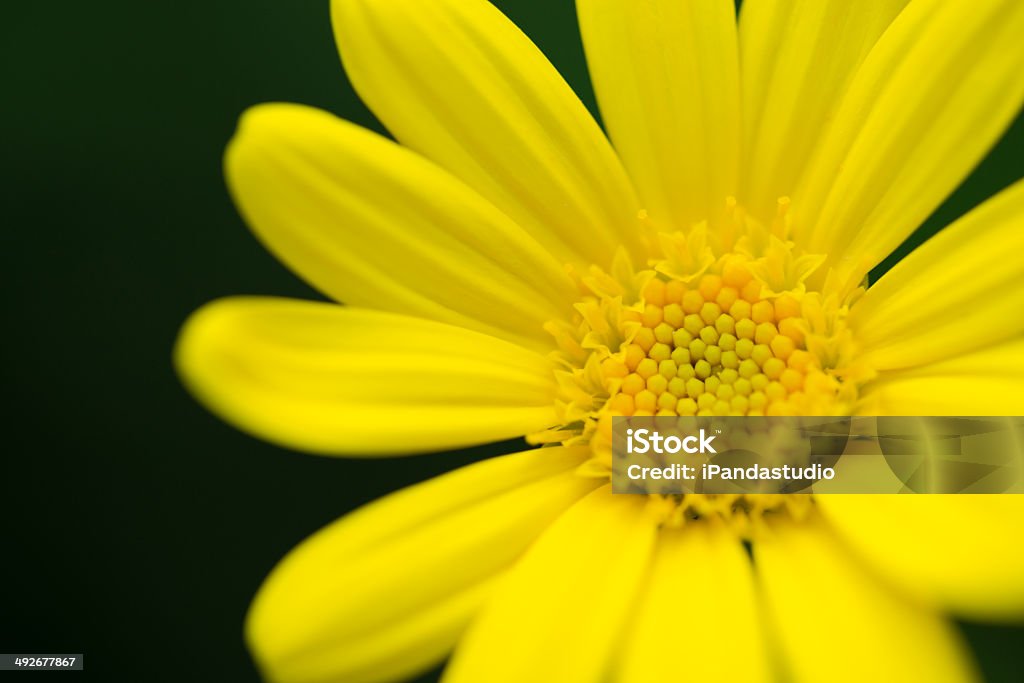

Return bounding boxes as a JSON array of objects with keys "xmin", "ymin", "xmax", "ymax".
[
  {"xmin": 246, "ymin": 446, "xmax": 599, "ymax": 683},
  {"xmin": 794, "ymin": 0, "xmax": 1024, "ymax": 292},
  {"xmin": 226, "ymin": 103, "xmax": 575, "ymax": 350},
  {"xmin": 331, "ymin": 0, "xmax": 643, "ymax": 267},
  {"xmin": 857, "ymin": 339, "xmax": 1024, "ymax": 416},
  {"xmin": 577, "ymin": 0, "xmax": 739, "ymax": 233},
  {"xmin": 739, "ymin": 0, "xmax": 908, "ymax": 223},
  {"xmin": 442, "ymin": 488, "xmax": 657, "ymax": 683},
  {"xmin": 617, "ymin": 522, "xmax": 770, "ymax": 683},
  {"xmin": 850, "ymin": 179, "xmax": 1024, "ymax": 372},
  {"xmin": 175, "ymin": 298, "xmax": 559, "ymax": 455},
  {"xmin": 756, "ymin": 517, "xmax": 978, "ymax": 683},
  {"xmin": 818, "ymin": 496, "xmax": 1024, "ymax": 622}
]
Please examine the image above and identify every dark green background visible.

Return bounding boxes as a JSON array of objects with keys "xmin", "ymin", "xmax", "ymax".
[{"xmin": 2, "ymin": 1, "xmax": 1021, "ymax": 681}]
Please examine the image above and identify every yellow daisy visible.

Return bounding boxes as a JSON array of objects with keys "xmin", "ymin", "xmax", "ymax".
[{"xmin": 176, "ymin": 0, "xmax": 1024, "ymax": 681}]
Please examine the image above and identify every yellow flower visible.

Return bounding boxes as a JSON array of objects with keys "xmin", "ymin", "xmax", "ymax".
[{"xmin": 175, "ymin": 0, "xmax": 1024, "ymax": 681}]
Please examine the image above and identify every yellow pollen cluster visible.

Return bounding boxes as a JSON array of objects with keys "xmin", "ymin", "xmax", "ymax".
[{"xmin": 600, "ymin": 266, "xmax": 836, "ymax": 418}]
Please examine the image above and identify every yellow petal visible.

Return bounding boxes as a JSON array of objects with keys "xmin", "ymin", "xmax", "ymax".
[
  {"xmin": 617, "ymin": 523, "xmax": 771, "ymax": 683},
  {"xmin": 247, "ymin": 447, "xmax": 599, "ymax": 683},
  {"xmin": 331, "ymin": 0, "xmax": 643, "ymax": 266},
  {"xmin": 739, "ymin": 0, "xmax": 908, "ymax": 223},
  {"xmin": 795, "ymin": 0, "xmax": 1024, "ymax": 291},
  {"xmin": 226, "ymin": 103, "xmax": 575, "ymax": 350},
  {"xmin": 850, "ymin": 179, "xmax": 1024, "ymax": 371},
  {"xmin": 756, "ymin": 517, "xmax": 978, "ymax": 683},
  {"xmin": 819, "ymin": 496, "xmax": 1024, "ymax": 622},
  {"xmin": 175, "ymin": 298, "xmax": 559, "ymax": 455},
  {"xmin": 577, "ymin": 0, "xmax": 739, "ymax": 231},
  {"xmin": 443, "ymin": 487, "xmax": 657, "ymax": 683},
  {"xmin": 857, "ymin": 339, "xmax": 1024, "ymax": 416}
]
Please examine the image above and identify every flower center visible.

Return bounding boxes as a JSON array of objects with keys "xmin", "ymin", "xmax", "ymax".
[
  {"xmin": 604, "ymin": 269, "xmax": 837, "ymax": 419},
  {"xmin": 534, "ymin": 202, "xmax": 867, "ymax": 531}
]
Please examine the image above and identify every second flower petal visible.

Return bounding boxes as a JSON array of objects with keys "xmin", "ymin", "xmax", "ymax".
[
  {"xmin": 616, "ymin": 523, "xmax": 771, "ymax": 683},
  {"xmin": 795, "ymin": 0, "xmax": 1024, "ymax": 290},
  {"xmin": 175, "ymin": 298, "xmax": 560, "ymax": 455},
  {"xmin": 756, "ymin": 517, "xmax": 978, "ymax": 683},
  {"xmin": 331, "ymin": 0, "xmax": 644, "ymax": 266},
  {"xmin": 442, "ymin": 488, "xmax": 658, "ymax": 683},
  {"xmin": 247, "ymin": 446, "xmax": 598, "ymax": 683},
  {"xmin": 857, "ymin": 339, "xmax": 1024, "ymax": 416},
  {"xmin": 738, "ymin": 0, "xmax": 908, "ymax": 223},
  {"xmin": 226, "ymin": 103, "xmax": 576, "ymax": 350},
  {"xmin": 850, "ymin": 179, "xmax": 1024, "ymax": 372},
  {"xmin": 818, "ymin": 496, "xmax": 1024, "ymax": 621},
  {"xmin": 577, "ymin": 0, "xmax": 740, "ymax": 233}
]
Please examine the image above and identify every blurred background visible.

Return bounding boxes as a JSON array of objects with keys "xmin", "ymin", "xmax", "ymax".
[{"xmin": 2, "ymin": 1, "xmax": 1022, "ymax": 681}]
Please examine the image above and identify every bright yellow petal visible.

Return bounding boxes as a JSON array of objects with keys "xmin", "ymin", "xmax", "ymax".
[
  {"xmin": 795, "ymin": 0, "xmax": 1024, "ymax": 292},
  {"xmin": 443, "ymin": 487, "xmax": 657, "ymax": 683},
  {"xmin": 617, "ymin": 522, "xmax": 770, "ymax": 683},
  {"xmin": 577, "ymin": 0, "xmax": 739, "ymax": 232},
  {"xmin": 739, "ymin": 0, "xmax": 908, "ymax": 223},
  {"xmin": 756, "ymin": 516, "xmax": 978, "ymax": 683},
  {"xmin": 226, "ymin": 103, "xmax": 575, "ymax": 350},
  {"xmin": 850, "ymin": 179, "xmax": 1024, "ymax": 371},
  {"xmin": 247, "ymin": 447, "xmax": 599, "ymax": 683},
  {"xmin": 857, "ymin": 339, "xmax": 1024, "ymax": 416},
  {"xmin": 818, "ymin": 496, "xmax": 1024, "ymax": 622},
  {"xmin": 331, "ymin": 0, "xmax": 643, "ymax": 266},
  {"xmin": 175, "ymin": 298, "xmax": 559, "ymax": 455}
]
